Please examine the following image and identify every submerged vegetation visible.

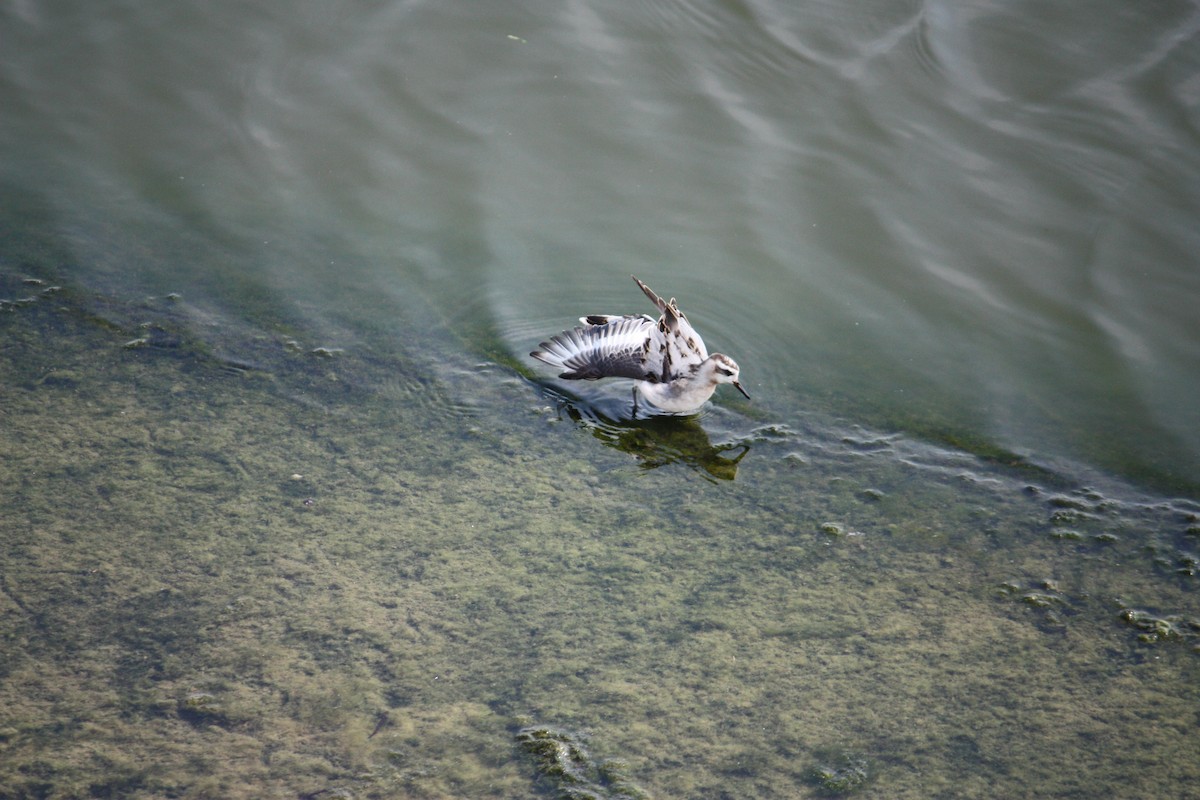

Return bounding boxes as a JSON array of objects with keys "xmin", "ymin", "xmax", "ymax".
[
  {"xmin": 806, "ymin": 750, "xmax": 872, "ymax": 796},
  {"xmin": 516, "ymin": 724, "xmax": 649, "ymax": 800},
  {"xmin": 1, "ymin": 268, "xmax": 1199, "ymax": 798}
]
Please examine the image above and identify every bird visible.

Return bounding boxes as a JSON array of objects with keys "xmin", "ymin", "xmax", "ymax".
[{"xmin": 531, "ymin": 275, "xmax": 750, "ymax": 415}]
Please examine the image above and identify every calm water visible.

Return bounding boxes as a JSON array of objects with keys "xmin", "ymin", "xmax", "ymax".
[
  {"xmin": 2, "ymin": 1, "xmax": 1199, "ymax": 798},
  {"xmin": 4, "ymin": 0, "xmax": 1198, "ymax": 486}
]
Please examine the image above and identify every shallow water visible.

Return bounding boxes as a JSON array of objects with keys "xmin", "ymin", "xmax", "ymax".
[
  {"xmin": 4, "ymin": 269, "xmax": 1200, "ymax": 799},
  {"xmin": 2, "ymin": 1, "xmax": 1199, "ymax": 798}
]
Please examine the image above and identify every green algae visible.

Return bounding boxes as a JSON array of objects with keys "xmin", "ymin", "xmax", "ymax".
[
  {"xmin": 806, "ymin": 749, "xmax": 872, "ymax": 796},
  {"xmin": 516, "ymin": 725, "xmax": 649, "ymax": 799},
  {"xmin": 2, "ymin": 269, "xmax": 1200, "ymax": 799},
  {"xmin": 1117, "ymin": 607, "xmax": 1200, "ymax": 646}
]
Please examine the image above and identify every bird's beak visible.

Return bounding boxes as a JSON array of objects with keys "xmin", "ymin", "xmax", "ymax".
[{"xmin": 734, "ymin": 381, "xmax": 751, "ymax": 400}]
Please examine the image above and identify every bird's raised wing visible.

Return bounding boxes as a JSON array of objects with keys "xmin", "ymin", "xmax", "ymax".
[
  {"xmin": 532, "ymin": 314, "xmax": 660, "ymax": 381},
  {"xmin": 633, "ymin": 276, "xmax": 708, "ymax": 380}
]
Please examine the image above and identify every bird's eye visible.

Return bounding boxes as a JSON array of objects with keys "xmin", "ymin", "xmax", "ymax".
[{"xmin": 718, "ymin": 368, "xmax": 733, "ymax": 376}]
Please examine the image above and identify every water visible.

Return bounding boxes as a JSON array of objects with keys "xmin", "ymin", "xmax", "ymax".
[
  {"xmin": 2, "ymin": 1, "xmax": 1199, "ymax": 798},
  {"xmin": 5, "ymin": 0, "xmax": 1198, "ymax": 486}
]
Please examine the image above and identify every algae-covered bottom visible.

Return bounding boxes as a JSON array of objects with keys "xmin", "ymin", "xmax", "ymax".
[{"xmin": 1, "ymin": 272, "xmax": 1199, "ymax": 799}]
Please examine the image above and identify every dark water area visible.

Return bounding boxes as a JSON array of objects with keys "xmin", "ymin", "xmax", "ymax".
[{"xmin": 2, "ymin": 1, "xmax": 1199, "ymax": 798}]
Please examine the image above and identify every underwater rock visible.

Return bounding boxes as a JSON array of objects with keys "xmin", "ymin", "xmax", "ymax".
[
  {"xmin": 178, "ymin": 691, "xmax": 229, "ymax": 727},
  {"xmin": 515, "ymin": 725, "xmax": 648, "ymax": 800},
  {"xmin": 998, "ymin": 581, "xmax": 1072, "ymax": 628},
  {"xmin": 806, "ymin": 750, "xmax": 871, "ymax": 796},
  {"xmin": 1049, "ymin": 509, "xmax": 1090, "ymax": 526},
  {"xmin": 1020, "ymin": 592, "xmax": 1062, "ymax": 609},
  {"xmin": 1118, "ymin": 607, "xmax": 1200, "ymax": 645},
  {"xmin": 1048, "ymin": 529, "xmax": 1084, "ymax": 541},
  {"xmin": 1046, "ymin": 495, "xmax": 1089, "ymax": 511}
]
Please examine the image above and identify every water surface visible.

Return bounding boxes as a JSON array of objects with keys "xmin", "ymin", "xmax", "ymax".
[{"xmin": 2, "ymin": 1, "xmax": 1199, "ymax": 798}]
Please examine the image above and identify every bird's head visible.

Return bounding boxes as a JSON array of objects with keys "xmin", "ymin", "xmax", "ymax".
[{"xmin": 707, "ymin": 353, "xmax": 751, "ymax": 399}]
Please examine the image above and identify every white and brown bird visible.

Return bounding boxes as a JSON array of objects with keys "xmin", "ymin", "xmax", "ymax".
[{"xmin": 531, "ymin": 275, "xmax": 750, "ymax": 415}]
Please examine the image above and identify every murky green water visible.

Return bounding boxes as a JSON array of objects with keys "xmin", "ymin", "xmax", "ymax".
[{"xmin": 3, "ymin": 0, "xmax": 1200, "ymax": 797}]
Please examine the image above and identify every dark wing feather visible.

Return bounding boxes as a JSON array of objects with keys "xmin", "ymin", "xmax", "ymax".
[{"xmin": 531, "ymin": 315, "xmax": 659, "ymax": 381}]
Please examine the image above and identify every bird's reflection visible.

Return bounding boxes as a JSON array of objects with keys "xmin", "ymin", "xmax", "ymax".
[{"xmin": 541, "ymin": 386, "xmax": 751, "ymax": 481}]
